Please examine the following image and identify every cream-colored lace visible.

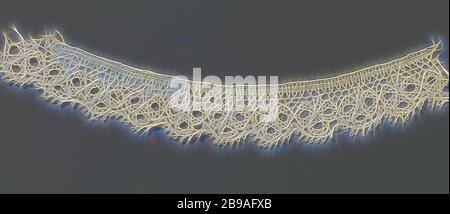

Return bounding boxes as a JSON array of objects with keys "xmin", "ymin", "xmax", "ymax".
[{"xmin": 1, "ymin": 29, "xmax": 448, "ymax": 148}]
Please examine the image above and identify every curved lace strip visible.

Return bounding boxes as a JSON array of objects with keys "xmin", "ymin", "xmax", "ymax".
[{"xmin": 1, "ymin": 29, "xmax": 448, "ymax": 148}]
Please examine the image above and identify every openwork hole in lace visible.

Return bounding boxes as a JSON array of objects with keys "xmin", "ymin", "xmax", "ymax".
[
  {"xmin": 29, "ymin": 57, "xmax": 39, "ymax": 67},
  {"xmin": 8, "ymin": 46, "xmax": 19, "ymax": 54}
]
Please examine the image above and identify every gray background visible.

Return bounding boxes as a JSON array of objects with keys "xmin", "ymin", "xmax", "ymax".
[{"xmin": 0, "ymin": 0, "xmax": 448, "ymax": 193}]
